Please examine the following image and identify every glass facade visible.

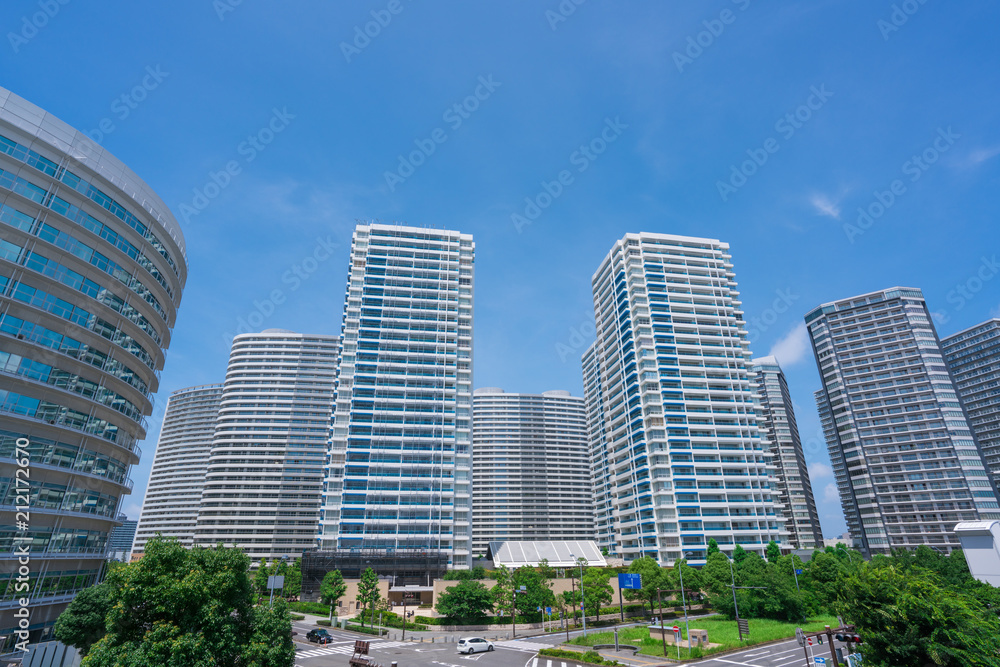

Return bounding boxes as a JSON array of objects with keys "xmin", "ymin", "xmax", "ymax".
[
  {"xmin": 320, "ymin": 224, "xmax": 474, "ymax": 568},
  {"xmin": 0, "ymin": 86, "xmax": 186, "ymax": 649}
]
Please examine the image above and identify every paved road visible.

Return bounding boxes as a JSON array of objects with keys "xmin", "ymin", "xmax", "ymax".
[
  {"xmin": 685, "ymin": 637, "xmax": 852, "ymax": 667},
  {"xmin": 291, "ymin": 624, "xmax": 575, "ymax": 667}
]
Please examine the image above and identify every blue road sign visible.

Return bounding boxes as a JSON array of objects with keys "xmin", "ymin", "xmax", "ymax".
[
  {"xmin": 796, "ymin": 569, "xmax": 803, "ymax": 575},
  {"xmin": 814, "ymin": 658, "xmax": 826, "ymax": 665},
  {"xmin": 618, "ymin": 573, "xmax": 642, "ymax": 589},
  {"xmin": 546, "ymin": 607, "xmax": 552, "ymax": 614}
]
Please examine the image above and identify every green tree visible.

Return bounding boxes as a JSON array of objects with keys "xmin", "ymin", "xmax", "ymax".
[
  {"xmin": 54, "ymin": 582, "xmax": 114, "ymax": 656},
  {"xmin": 320, "ymin": 570, "xmax": 347, "ymax": 622},
  {"xmin": 357, "ymin": 567, "xmax": 381, "ymax": 628},
  {"xmin": 838, "ymin": 564, "xmax": 1000, "ymax": 667},
  {"xmin": 253, "ymin": 560, "xmax": 272, "ymax": 598},
  {"xmin": 805, "ymin": 550, "xmax": 846, "ymax": 608},
  {"xmin": 435, "ymin": 579, "xmax": 494, "ymax": 623},
  {"xmin": 700, "ymin": 551, "xmax": 735, "ymax": 598},
  {"xmin": 707, "ymin": 539, "xmax": 720, "ymax": 557},
  {"xmin": 537, "ymin": 559, "xmax": 556, "ymax": 580},
  {"xmin": 732, "ymin": 544, "xmax": 748, "ymax": 565},
  {"xmin": 513, "ymin": 566, "xmax": 556, "ymax": 620},
  {"xmin": 765, "ymin": 540, "xmax": 781, "ymax": 563},
  {"xmin": 244, "ymin": 599, "xmax": 297, "ymax": 667},
  {"xmin": 66, "ymin": 537, "xmax": 294, "ymax": 667},
  {"xmin": 281, "ymin": 559, "xmax": 301, "ymax": 599},
  {"xmin": 581, "ymin": 567, "xmax": 613, "ymax": 623},
  {"xmin": 623, "ymin": 556, "xmax": 664, "ymax": 616},
  {"xmin": 491, "ymin": 565, "xmax": 514, "ymax": 619}
]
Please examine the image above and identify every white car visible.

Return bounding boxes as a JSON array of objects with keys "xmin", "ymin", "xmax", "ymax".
[{"xmin": 458, "ymin": 637, "xmax": 495, "ymax": 654}]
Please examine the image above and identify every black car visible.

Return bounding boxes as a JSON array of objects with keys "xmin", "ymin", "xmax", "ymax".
[{"xmin": 306, "ymin": 629, "xmax": 333, "ymax": 644}]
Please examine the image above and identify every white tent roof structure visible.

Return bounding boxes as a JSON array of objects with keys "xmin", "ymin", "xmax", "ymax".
[{"xmin": 486, "ymin": 541, "xmax": 607, "ymax": 568}]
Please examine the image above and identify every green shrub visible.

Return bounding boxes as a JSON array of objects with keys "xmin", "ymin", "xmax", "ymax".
[
  {"xmin": 289, "ymin": 613, "xmax": 305, "ymax": 621},
  {"xmin": 316, "ymin": 620, "xmax": 332, "ymax": 627},
  {"xmin": 288, "ymin": 601, "xmax": 333, "ymax": 615}
]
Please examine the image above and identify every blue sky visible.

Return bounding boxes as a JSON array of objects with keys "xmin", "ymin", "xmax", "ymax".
[{"xmin": 3, "ymin": 1, "xmax": 999, "ymax": 537}]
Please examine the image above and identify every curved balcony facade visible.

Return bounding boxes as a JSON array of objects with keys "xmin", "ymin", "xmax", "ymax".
[{"xmin": 0, "ymin": 86, "xmax": 186, "ymax": 649}]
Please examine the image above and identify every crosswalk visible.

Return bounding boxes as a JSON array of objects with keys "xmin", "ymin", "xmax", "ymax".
[
  {"xmin": 494, "ymin": 640, "xmax": 560, "ymax": 653},
  {"xmin": 296, "ymin": 640, "xmax": 410, "ymax": 659},
  {"xmin": 527, "ymin": 657, "xmax": 586, "ymax": 667}
]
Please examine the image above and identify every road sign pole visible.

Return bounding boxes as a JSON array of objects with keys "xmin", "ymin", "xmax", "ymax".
[
  {"xmin": 619, "ymin": 585, "xmax": 624, "ymax": 622},
  {"xmin": 792, "ymin": 567, "xmax": 800, "ymax": 592}
]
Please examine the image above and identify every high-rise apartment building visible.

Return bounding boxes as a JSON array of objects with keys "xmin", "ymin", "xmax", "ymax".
[
  {"xmin": 749, "ymin": 356, "xmax": 823, "ymax": 550},
  {"xmin": 319, "ymin": 224, "xmax": 474, "ymax": 569},
  {"xmin": 806, "ymin": 287, "xmax": 1000, "ymax": 557},
  {"xmin": 942, "ymin": 319, "xmax": 1000, "ymax": 484},
  {"xmin": 133, "ymin": 384, "xmax": 222, "ymax": 555},
  {"xmin": 0, "ymin": 88, "xmax": 186, "ymax": 646},
  {"xmin": 194, "ymin": 331, "xmax": 338, "ymax": 561},
  {"xmin": 471, "ymin": 388, "xmax": 593, "ymax": 556},
  {"xmin": 585, "ymin": 232, "xmax": 783, "ymax": 565},
  {"xmin": 583, "ymin": 342, "xmax": 616, "ymax": 555}
]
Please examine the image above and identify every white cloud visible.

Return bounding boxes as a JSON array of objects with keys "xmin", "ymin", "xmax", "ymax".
[
  {"xmin": 809, "ymin": 462, "xmax": 833, "ymax": 479},
  {"xmin": 768, "ymin": 322, "xmax": 810, "ymax": 367},
  {"xmin": 960, "ymin": 145, "xmax": 1000, "ymax": 168},
  {"xmin": 823, "ymin": 482, "xmax": 840, "ymax": 504},
  {"xmin": 809, "ymin": 193, "xmax": 841, "ymax": 219}
]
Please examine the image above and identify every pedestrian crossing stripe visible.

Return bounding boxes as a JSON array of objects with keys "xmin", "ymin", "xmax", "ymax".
[
  {"xmin": 297, "ymin": 641, "xmax": 410, "ymax": 658},
  {"xmin": 530, "ymin": 658, "xmax": 585, "ymax": 667},
  {"xmin": 494, "ymin": 640, "xmax": 556, "ymax": 652}
]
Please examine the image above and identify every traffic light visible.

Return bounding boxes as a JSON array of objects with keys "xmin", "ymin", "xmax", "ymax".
[
  {"xmin": 817, "ymin": 635, "xmax": 824, "ymax": 645},
  {"xmin": 835, "ymin": 633, "xmax": 863, "ymax": 643}
]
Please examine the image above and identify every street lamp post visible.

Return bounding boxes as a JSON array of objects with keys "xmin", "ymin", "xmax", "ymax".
[
  {"xmin": 679, "ymin": 553, "xmax": 693, "ymax": 653},
  {"xmin": 569, "ymin": 554, "xmax": 587, "ymax": 637},
  {"xmin": 837, "ymin": 545, "xmax": 856, "ymax": 566}
]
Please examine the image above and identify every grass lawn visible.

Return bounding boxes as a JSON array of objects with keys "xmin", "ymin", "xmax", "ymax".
[{"xmin": 567, "ymin": 615, "xmax": 839, "ymax": 659}]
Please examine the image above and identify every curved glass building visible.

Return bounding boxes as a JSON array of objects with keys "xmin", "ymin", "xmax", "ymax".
[{"xmin": 0, "ymin": 87, "xmax": 186, "ymax": 649}]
